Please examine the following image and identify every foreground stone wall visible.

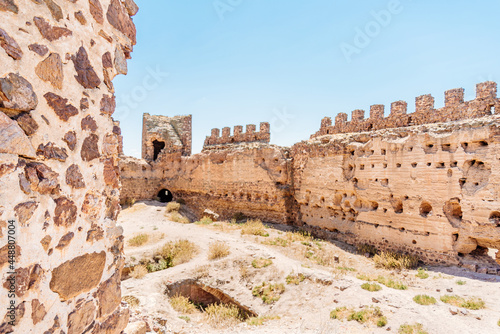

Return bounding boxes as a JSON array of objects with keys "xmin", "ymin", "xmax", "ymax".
[
  {"xmin": 0, "ymin": 0, "xmax": 137, "ymax": 332},
  {"xmin": 121, "ymin": 84, "xmax": 500, "ymax": 272}
]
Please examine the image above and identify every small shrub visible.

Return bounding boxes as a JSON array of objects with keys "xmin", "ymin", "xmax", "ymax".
[
  {"xmin": 399, "ymin": 323, "xmax": 428, "ymax": 334},
  {"xmin": 196, "ymin": 216, "xmax": 213, "ymax": 225},
  {"xmin": 127, "ymin": 234, "xmax": 149, "ymax": 247},
  {"xmin": 357, "ymin": 243, "xmax": 378, "ymax": 256},
  {"xmin": 440, "ymin": 295, "xmax": 485, "ymax": 310},
  {"xmin": 416, "ymin": 268, "xmax": 429, "ymax": 279},
  {"xmin": 204, "ymin": 303, "xmax": 242, "ymax": 327},
  {"xmin": 169, "ymin": 294, "xmax": 197, "ymax": 314},
  {"xmin": 373, "ymin": 251, "xmax": 419, "ymax": 270},
  {"xmin": 166, "ymin": 202, "xmax": 181, "ymax": 213},
  {"xmin": 413, "ymin": 295, "xmax": 436, "ymax": 305},
  {"xmin": 170, "ymin": 212, "xmax": 190, "ymax": 224},
  {"xmin": 122, "ymin": 295, "xmax": 140, "ymax": 308},
  {"xmin": 456, "ymin": 280, "xmax": 466, "ymax": 285},
  {"xmin": 178, "ymin": 315, "xmax": 190, "ymax": 322},
  {"xmin": 146, "ymin": 240, "xmax": 198, "ymax": 273},
  {"xmin": 130, "ymin": 265, "xmax": 148, "ymax": 279},
  {"xmin": 356, "ymin": 273, "xmax": 373, "ymax": 281},
  {"xmin": 208, "ymin": 241, "xmax": 230, "ymax": 260},
  {"xmin": 361, "ymin": 283, "xmax": 382, "ymax": 292},
  {"xmin": 331, "ymin": 306, "xmax": 386, "ymax": 327},
  {"xmin": 252, "ymin": 258, "xmax": 273, "ymax": 269},
  {"xmin": 241, "ymin": 220, "xmax": 269, "ymax": 237},
  {"xmin": 252, "ymin": 282, "xmax": 285, "ymax": 304},
  {"xmin": 376, "ymin": 276, "xmax": 407, "ymax": 290},
  {"xmin": 286, "ymin": 273, "xmax": 306, "ymax": 285},
  {"xmin": 246, "ymin": 315, "xmax": 280, "ymax": 326}
]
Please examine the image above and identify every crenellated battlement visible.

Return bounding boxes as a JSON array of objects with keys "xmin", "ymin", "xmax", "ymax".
[
  {"xmin": 312, "ymin": 82, "xmax": 499, "ymax": 138},
  {"xmin": 204, "ymin": 122, "xmax": 271, "ymax": 148}
]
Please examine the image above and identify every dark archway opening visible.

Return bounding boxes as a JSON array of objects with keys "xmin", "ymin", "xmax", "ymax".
[
  {"xmin": 153, "ymin": 140, "xmax": 166, "ymax": 161},
  {"xmin": 158, "ymin": 189, "xmax": 173, "ymax": 203}
]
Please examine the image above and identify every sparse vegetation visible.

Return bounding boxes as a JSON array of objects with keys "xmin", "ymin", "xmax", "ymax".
[
  {"xmin": 208, "ymin": 241, "xmax": 231, "ymax": 260},
  {"xmin": 166, "ymin": 201, "xmax": 181, "ymax": 213},
  {"xmin": 145, "ymin": 240, "xmax": 198, "ymax": 272},
  {"xmin": 440, "ymin": 295, "xmax": 485, "ymax": 310},
  {"xmin": 252, "ymin": 258, "xmax": 273, "ymax": 268},
  {"xmin": 456, "ymin": 280, "xmax": 466, "ymax": 285},
  {"xmin": 361, "ymin": 282, "xmax": 382, "ymax": 292},
  {"xmin": 130, "ymin": 265, "xmax": 148, "ymax": 279},
  {"xmin": 122, "ymin": 295, "xmax": 140, "ymax": 308},
  {"xmin": 399, "ymin": 323, "xmax": 428, "ymax": 334},
  {"xmin": 192, "ymin": 264, "xmax": 210, "ymax": 279},
  {"xmin": 373, "ymin": 251, "xmax": 419, "ymax": 270},
  {"xmin": 337, "ymin": 266, "xmax": 356, "ymax": 272},
  {"xmin": 196, "ymin": 216, "xmax": 213, "ymax": 225},
  {"xmin": 204, "ymin": 303, "xmax": 242, "ymax": 327},
  {"xmin": 413, "ymin": 295, "xmax": 437, "ymax": 305},
  {"xmin": 357, "ymin": 243, "xmax": 379, "ymax": 256},
  {"xmin": 241, "ymin": 220, "xmax": 269, "ymax": 237},
  {"xmin": 376, "ymin": 276, "xmax": 407, "ymax": 290},
  {"xmin": 170, "ymin": 212, "xmax": 190, "ymax": 224},
  {"xmin": 169, "ymin": 294, "xmax": 197, "ymax": 314},
  {"xmin": 178, "ymin": 315, "xmax": 191, "ymax": 322},
  {"xmin": 286, "ymin": 273, "xmax": 306, "ymax": 285},
  {"xmin": 246, "ymin": 315, "xmax": 280, "ymax": 326},
  {"xmin": 252, "ymin": 282, "xmax": 285, "ymax": 304},
  {"xmin": 330, "ymin": 306, "xmax": 387, "ymax": 327},
  {"xmin": 416, "ymin": 267, "xmax": 429, "ymax": 279},
  {"xmin": 127, "ymin": 234, "xmax": 149, "ymax": 247}
]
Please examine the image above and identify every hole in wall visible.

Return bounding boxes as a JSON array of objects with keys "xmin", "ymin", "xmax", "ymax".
[
  {"xmin": 158, "ymin": 189, "xmax": 173, "ymax": 203},
  {"xmin": 489, "ymin": 211, "xmax": 500, "ymax": 226},
  {"xmin": 152, "ymin": 140, "xmax": 166, "ymax": 161},
  {"xmin": 420, "ymin": 201, "xmax": 433, "ymax": 218}
]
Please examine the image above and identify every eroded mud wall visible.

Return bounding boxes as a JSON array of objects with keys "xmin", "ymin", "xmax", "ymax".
[{"xmin": 0, "ymin": 0, "xmax": 137, "ymax": 332}]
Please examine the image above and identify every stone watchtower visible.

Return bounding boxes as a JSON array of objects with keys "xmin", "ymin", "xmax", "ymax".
[{"xmin": 141, "ymin": 113, "xmax": 192, "ymax": 161}]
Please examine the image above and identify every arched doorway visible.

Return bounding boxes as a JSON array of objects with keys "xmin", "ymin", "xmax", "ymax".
[{"xmin": 158, "ymin": 189, "xmax": 173, "ymax": 203}]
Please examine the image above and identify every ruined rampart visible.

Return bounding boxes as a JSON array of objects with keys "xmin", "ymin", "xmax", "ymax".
[
  {"xmin": 203, "ymin": 122, "xmax": 270, "ymax": 149},
  {"xmin": 0, "ymin": 0, "xmax": 137, "ymax": 332},
  {"xmin": 120, "ymin": 82, "xmax": 500, "ymax": 274}
]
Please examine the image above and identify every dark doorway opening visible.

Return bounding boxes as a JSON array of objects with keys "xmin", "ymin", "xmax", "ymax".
[
  {"xmin": 158, "ymin": 189, "xmax": 173, "ymax": 203},
  {"xmin": 153, "ymin": 140, "xmax": 166, "ymax": 161}
]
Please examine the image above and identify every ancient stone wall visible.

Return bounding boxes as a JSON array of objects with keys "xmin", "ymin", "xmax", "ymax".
[
  {"xmin": 0, "ymin": 0, "xmax": 137, "ymax": 332},
  {"xmin": 141, "ymin": 113, "xmax": 192, "ymax": 161},
  {"xmin": 312, "ymin": 82, "xmax": 499, "ymax": 138},
  {"xmin": 121, "ymin": 82, "xmax": 500, "ymax": 273},
  {"xmin": 203, "ymin": 122, "xmax": 270, "ymax": 149}
]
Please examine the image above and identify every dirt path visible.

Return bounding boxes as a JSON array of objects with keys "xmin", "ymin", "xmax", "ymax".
[{"xmin": 119, "ymin": 201, "xmax": 500, "ymax": 334}]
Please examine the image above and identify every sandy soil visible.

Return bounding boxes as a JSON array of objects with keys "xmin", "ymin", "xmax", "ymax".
[{"xmin": 118, "ymin": 201, "xmax": 500, "ymax": 334}]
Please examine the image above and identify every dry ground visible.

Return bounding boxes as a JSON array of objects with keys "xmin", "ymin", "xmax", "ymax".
[{"xmin": 118, "ymin": 201, "xmax": 500, "ymax": 334}]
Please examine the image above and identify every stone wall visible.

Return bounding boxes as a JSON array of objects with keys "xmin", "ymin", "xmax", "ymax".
[
  {"xmin": 312, "ymin": 82, "xmax": 499, "ymax": 137},
  {"xmin": 121, "ymin": 85, "xmax": 500, "ymax": 273},
  {"xmin": 0, "ymin": 0, "xmax": 137, "ymax": 332},
  {"xmin": 203, "ymin": 122, "xmax": 271, "ymax": 149}
]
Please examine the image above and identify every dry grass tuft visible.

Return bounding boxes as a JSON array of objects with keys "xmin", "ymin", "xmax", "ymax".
[
  {"xmin": 146, "ymin": 240, "xmax": 198, "ymax": 272},
  {"xmin": 252, "ymin": 282, "xmax": 285, "ymax": 304},
  {"xmin": 416, "ymin": 267, "xmax": 429, "ymax": 279},
  {"xmin": 399, "ymin": 323, "xmax": 428, "ymax": 334},
  {"xmin": 413, "ymin": 295, "xmax": 436, "ymax": 305},
  {"xmin": 208, "ymin": 241, "xmax": 231, "ymax": 260},
  {"xmin": 170, "ymin": 212, "xmax": 191, "ymax": 224},
  {"xmin": 165, "ymin": 202, "xmax": 181, "ymax": 213},
  {"xmin": 373, "ymin": 251, "xmax": 419, "ymax": 270},
  {"xmin": 204, "ymin": 303, "xmax": 242, "ymax": 327},
  {"xmin": 246, "ymin": 315, "xmax": 280, "ymax": 326},
  {"xmin": 440, "ymin": 295, "xmax": 485, "ymax": 310},
  {"xmin": 330, "ymin": 306, "xmax": 387, "ymax": 327},
  {"xmin": 357, "ymin": 274, "xmax": 407, "ymax": 290},
  {"xmin": 169, "ymin": 294, "xmax": 198, "ymax": 314},
  {"xmin": 361, "ymin": 282, "xmax": 382, "ymax": 292},
  {"xmin": 286, "ymin": 273, "xmax": 306, "ymax": 285},
  {"xmin": 196, "ymin": 216, "xmax": 213, "ymax": 225},
  {"xmin": 252, "ymin": 258, "xmax": 273, "ymax": 268},
  {"xmin": 241, "ymin": 220, "xmax": 269, "ymax": 237},
  {"xmin": 122, "ymin": 295, "xmax": 140, "ymax": 308},
  {"xmin": 130, "ymin": 265, "xmax": 148, "ymax": 279},
  {"xmin": 127, "ymin": 234, "xmax": 149, "ymax": 247}
]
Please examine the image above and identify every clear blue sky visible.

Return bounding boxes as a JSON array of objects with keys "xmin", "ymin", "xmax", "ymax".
[{"xmin": 114, "ymin": 0, "xmax": 500, "ymax": 157}]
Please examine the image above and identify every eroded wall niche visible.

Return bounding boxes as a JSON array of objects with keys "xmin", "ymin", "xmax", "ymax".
[
  {"xmin": 121, "ymin": 82, "xmax": 500, "ymax": 275},
  {"xmin": 0, "ymin": 0, "xmax": 137, "ymax": 332}
]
